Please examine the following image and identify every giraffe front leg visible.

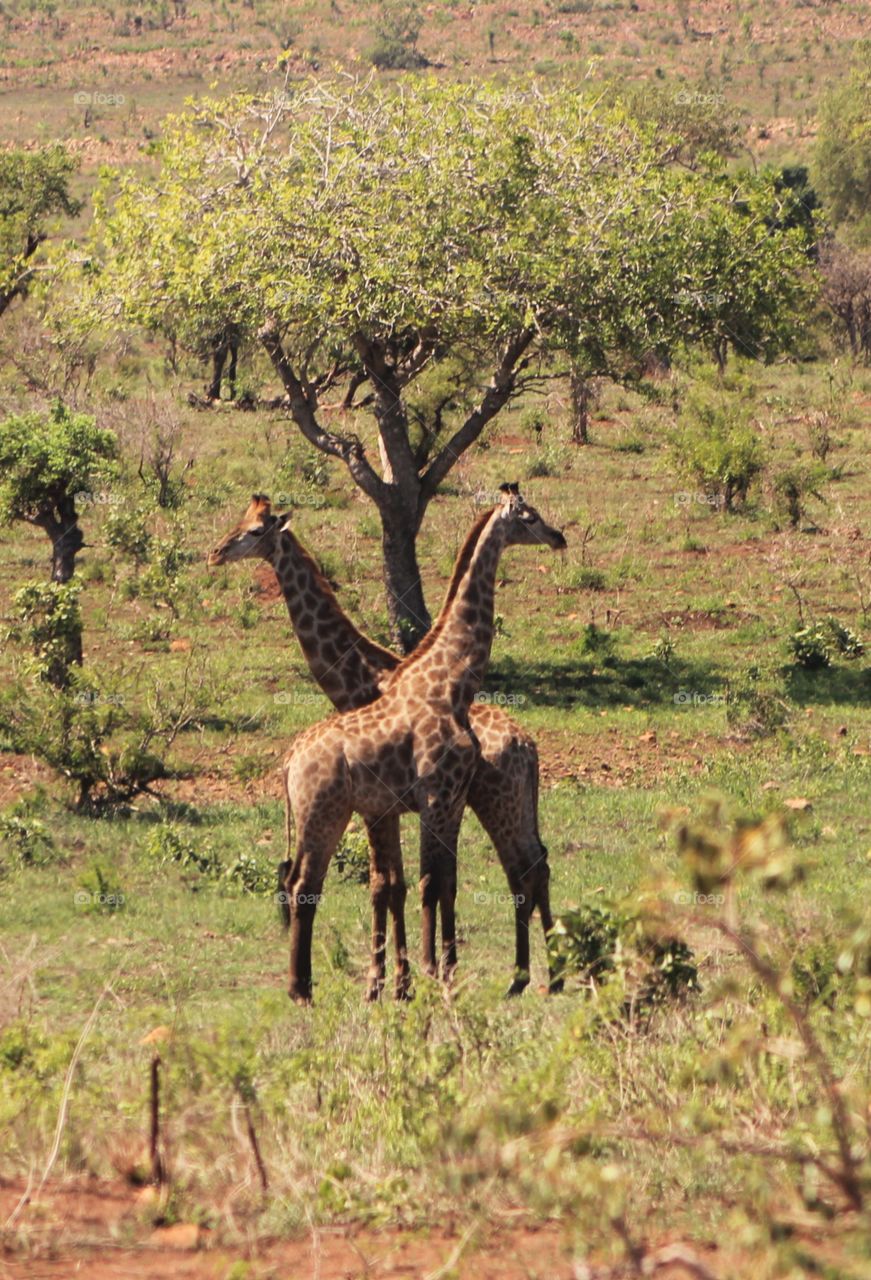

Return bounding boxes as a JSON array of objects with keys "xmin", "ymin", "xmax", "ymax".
[
  {"xmin": 364, "ymin": 818, "xmax": 390, "ymax": 1003},
  {"xmin": 419, "ymin": 812, "xmax": 462, "ymax": 984}
]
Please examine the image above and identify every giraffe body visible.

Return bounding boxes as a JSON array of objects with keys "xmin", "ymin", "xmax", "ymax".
[{"xmin": 209, "ymin": 490, "xmax": 565, "ymax": 999}]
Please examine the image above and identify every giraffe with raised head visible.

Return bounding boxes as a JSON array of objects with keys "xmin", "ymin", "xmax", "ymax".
[
  {"xmin": 273, "ymin": 485, "xmax": 565, "ymax": 1003},
  {"xmin": 209, "ymin": 490, "xmax": 566, "ymax": 999}
]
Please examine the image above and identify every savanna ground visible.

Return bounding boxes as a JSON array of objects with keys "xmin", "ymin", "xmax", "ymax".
[{"xmin": 3, "ymin": 2, "xmax": 871, "ymax": 1278}]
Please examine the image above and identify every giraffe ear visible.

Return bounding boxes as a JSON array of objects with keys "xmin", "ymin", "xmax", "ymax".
[
  {"xmin": 497, "ymin": 481, "xmax": 522, "ymax": 507},
  {"xmin": 250, "ymin": 493, "xmax": 272, "ymax": 518}
]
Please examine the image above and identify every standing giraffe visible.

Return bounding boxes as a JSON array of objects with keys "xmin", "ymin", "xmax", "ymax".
[
  {"xmin": 275, "ymin": 485, "xmax": 565, "ymax": 1003},
  {"xmin": 209, "ymin": 492, "xmax": 566, "ymax": 997}
]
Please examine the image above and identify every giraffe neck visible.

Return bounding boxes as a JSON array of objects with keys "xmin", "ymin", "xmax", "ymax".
[
  {"xmin": 267, "ymin": 526, "xmax": 398, "ymax": 711},
  {"xmin": 399, "ymin": 508, "xmax": 508, "ymax": 715}
]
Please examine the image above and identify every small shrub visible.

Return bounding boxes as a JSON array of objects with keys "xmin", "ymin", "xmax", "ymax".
[
  {"xmin": 725, "ymin": 668, "xmax": 791, "ymax": 736},
  {"xmin": 826, "ymin": 616, "xmax": 864, "ymax": 659},
  {"xmin": 146, "ymin": 824, "xmax": 221, "ymax": 877},
  {"xmin": 224, "ymin": 851, "xmax": 274, "ymax": 894},
  {"xmin": 76, "ymin": 860, "xmax": 125, "ymax": 913},
  {"xmin": 0, "ymin": 792, "xmax": 57, "ymax": 870},
  {"xmin": 668, "ymin": 393, "xmax": 764, "ymax": 512},
  {"xmin": 577, "ymin": 623, "xmax": 616, "ymax": 661},
  {"xmin": 334, "ymin": 829, "xmax": 370, "ymax": 884},
  {"xmin": 559, "ymin": 566, "xmax": 607, "ymax": 591},
  {"xmin": 104, "ymin": 502, "xmax": 152, "ymax": 566},
  {"xmin": 789, "ymin": 622, "xmax": 832, "ymax": 670},
  {"xmin": 368, "ymin": 0, "xmax": 427, "ymax": 69},
  {"xmin": 770, "ymin": 461, "xmax": 827, "ymax": 528}
]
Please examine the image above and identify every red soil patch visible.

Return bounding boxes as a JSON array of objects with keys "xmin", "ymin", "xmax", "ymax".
[{"xmin": 0, "ymin": 1179, "xmax": 713, "ymax": 1279}]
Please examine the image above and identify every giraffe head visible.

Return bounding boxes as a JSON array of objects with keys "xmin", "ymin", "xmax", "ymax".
[
  {"xmin": 207, "ymin": 494, "xmax": 290, "ymax": 566},
  {"xmin": 497, "ymin": 483, "xmax": 567, "ymax": 551}
]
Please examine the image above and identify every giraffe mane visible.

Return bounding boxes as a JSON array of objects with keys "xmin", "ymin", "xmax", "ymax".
[
  {"xmin": 397, "ymin": 506, "xmax": 496, "ymax": 669},
  {"xmin": 278, "ymin": 520, "xmax": 400, "ymax": 670}
]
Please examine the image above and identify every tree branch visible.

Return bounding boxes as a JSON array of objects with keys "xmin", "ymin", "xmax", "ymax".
[
  {"xmin": 259, "ymin": 324, "xmax": 387, "ymax": 504},
  {"xmin": 419, "ymin": 328, "xmax": 536, "ymax": 511}
]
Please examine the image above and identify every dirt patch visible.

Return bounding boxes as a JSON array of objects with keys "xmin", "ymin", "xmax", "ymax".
[
  {"xmin": 0, "ymin": 1179, "xmax": 714, "ymax": 1279},
  {"xmin": 537, "ymin": 727, "xmax": 744, "ymax": 788}
]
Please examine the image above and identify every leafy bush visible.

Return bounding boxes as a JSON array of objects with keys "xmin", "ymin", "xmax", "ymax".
[
  {"xmin": 368, "ymin": 0, "xmax": 426, "ymax": 69},
  {"xmin": 9, "ymin": 580, "xmax": 82, "ymax": 687},
  {"xmin": 224, "ymin": 850, "xmax": 274, "ymax": 894},
  {"xmin": 576, "ymin": 622, "xmax": 616, "ymax": 661},
  {"xmin": 104, "ymin": 502, "xmax": 153, "ymax": 566},
  {"xmin": 76, "ymin": 860, "xmax": 126, "ymax": 913},
  {"xmin": 547, "ymin": 898, "xmax": 698, "ymax": 1014},
  {"xmin": 789, "ymin": 621, "xmax": 832, "ymax": 669},
  {"xmin": 669, "ymin": 392, "xmax": 764, "ymax": 511},
  {"xmin": 725, "ymin": 666, "xmax": 791, "ymax": 736},
  {"xmin": 334, "ymin": 829, "xmax": 370, "ymax": 885},
  {"xmin": 826, "ymin": 615, "xmax": 864, "ymax": 658},
  {"xmin": 146, "ymin": 824, "xmax": 221, "ymax": 877},
  {"xmin": 0, "ymin": 792, "xmax": 57, "ymax": 870},
  {"xmin": 770, "ymin": 461, "xmax": 828, "ymax": 527}
]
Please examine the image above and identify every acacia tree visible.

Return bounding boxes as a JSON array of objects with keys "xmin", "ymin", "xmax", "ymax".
[
  {"xmin": 86, "ymin": 79, "xmax": 813, "ymax": 648},
  {"xmin": 0, "ymin": 403, "xmax": 118, "ymax": 585},
  {"xmin": 0, "ymin": 145, "xmax": 80, "ymax": 320},
  {"xmin": 815, "ymin": 46, "xmax": 871, "ymax": 245}
]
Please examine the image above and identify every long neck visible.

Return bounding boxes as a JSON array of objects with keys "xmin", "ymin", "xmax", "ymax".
[
  {"xmin": 401, "ymin": 509, "xmax": 507, "ymax": 715},
  {"xmin": 267, "ymin": 527, "xmax": 399, "ymax": 712}
]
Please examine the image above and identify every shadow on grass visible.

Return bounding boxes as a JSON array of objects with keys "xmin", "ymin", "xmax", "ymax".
[
  {"xmin": 785, "ymin": 665, "xmax": 871, "ymax": 707},
  {"xmin": 485, "ymin": 655, "xmax": 727, "ymax": 709}
]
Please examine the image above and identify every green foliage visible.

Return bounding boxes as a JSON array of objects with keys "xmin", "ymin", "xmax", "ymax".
[
  {"xmin": 669, "ymin": 390, "xmax": 764, "ymax": 511},
  {"xmin": 0, "ymin": 402, "xmax": 118, "ymax": 528},
  {"xmin": 814, "ymin": 43, "xmax": 871, "ymax": 243},
  {"xmin": 725, "ymin": 666, "xmax": 791, "ymax": 737},
  {"xmin": 770, "ymin": 460, "xmax": 828, "ymax": 527},
  {"xmin": 0, "ymin": 791, "xmax": 57, "ymax": 871},
  {"xmin": 333, "ymin": 829, "xmax": 370, "ymax": 885},
  {"xmin": 789, "ymin": 621, "xmax": 832, "ymax": 670},
  {"xmin": 76, "ymin": 859, "xmax": 125, "ymax": 913},
  {"xmin": 223, "ymin": 850, "xmax": 274, "ymax": 894},
  {"xmin": 826, "ymin": 615, "xmax": 864, "ymax": 659},
  {"xmin": 10, "ymin": 580, "xmax": 82, "ymax": 687},
  {"xmin": 104, "ymin": 501, "xmax": 153, "ymax": 566},
  {"xmin": 547, "ymin": 897, "xmax": 699, "ymax": 1013},
  {"xmin": 0, "ymin": 144, "xmax": 80, "ymax": 308},
  {"xmin": 369, "ymin": 0, "xmax": 426, "ymax": 69},
  {"xmin": 146, "ymin": 823, "xmax": 221, "ymax": 877},
  {"xmin": 576, "ymin": 622, "xmax": 617, "ymax": 661}
]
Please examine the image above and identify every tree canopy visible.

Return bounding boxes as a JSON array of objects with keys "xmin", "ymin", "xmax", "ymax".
[
  {"xmin": 82, "ymin": 77, "xmax": 815, "ymax": 645},
  {"xmin": 814, "ymin": 45, "xmax": 871, "ymax": 245},
  {"xmin": 0, "ymin": 145, "xmax": 80, "ymax": 319},
  {"xmin": 0, "ymin": 402, "xmax": 118, "ymax": 582}
]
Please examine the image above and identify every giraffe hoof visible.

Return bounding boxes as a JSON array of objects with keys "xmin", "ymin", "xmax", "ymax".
[
  {"xmin": 548, "ymin": 976, "xmax": 565, "ymax": 995},
  {"xmin": 507, "ymin": 975, "xmax": 530, "ymax": 997},
  {"xmin": 288, "ymin": 984, "xmax": 313, "ymax": 1006},
  {"xmin": 365, "ymin": 981, "xmax": 385, "ymax": 1003}
]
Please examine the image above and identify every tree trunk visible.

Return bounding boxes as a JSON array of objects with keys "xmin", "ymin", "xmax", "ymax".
[
  {"xmin": 380, "ymin": 501, "xmax": 431, "ymax": 653},
  {"xmin": 569, "ymin": 369, "xmax": 590, "ymax": 445},
  {"xmin": 206, "ymin": 344, "xmax": 227, "ymax": 401}
]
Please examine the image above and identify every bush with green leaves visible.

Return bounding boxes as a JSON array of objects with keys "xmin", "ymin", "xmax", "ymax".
[
  {"xmin": 334, "ymin": 829, "xmax": 371, "ymax": 885},
  {"xmin": 770, "ymin": 460, "xmax": 828, "ymax": 528},
  {"xmin": 668, "ymin": 391, "xmax": 764, "ymax": 511},
  {"xmin": 725, "ymin": 666, "xmax": 791, "ymax": 736},
  {"xmin": 789, "ymin": 621, "xmax": 832, "ymax": 669},
  {"xmin": 0, "ymin": 402, "xmax": 118, "ymax": 582},
  {"xmin": 547, "ymin": 897, "xmax": 698, "ymax": 1014},
  {"xmin": 224, "ymin": 850, "xmax": 274, "ymax": 894},
  {"xmin": 368, "ymin": 0, "xmax": 426, "ymax": 69},
  {"xmin": 146, "ymin": 823, "xmax": 222, "ymax": 877},
  {"xmin": 104, "ymin": 501, "xmax": 153, "ymax": 566},
  {"xmin": 0, "ymin": 792, "xmax": 57, "ymax": 871},
  {"xmin": 9, "ymin": 579, "xmax": 83, "ymax": 686},
  {"xmin": 826, "ymin": 615, "xmax": 864, "ymax": 659}
]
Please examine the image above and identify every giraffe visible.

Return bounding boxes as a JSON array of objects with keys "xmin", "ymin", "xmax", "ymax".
[
  {"xmin": 273, "ymin": 485, "xmax": 565, "ymax": 1004},
  {"xmin": 208, "ymin": 493, "xmax": 566, "ymax": 997}
]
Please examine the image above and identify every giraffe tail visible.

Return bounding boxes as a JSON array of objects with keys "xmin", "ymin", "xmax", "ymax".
[{"xmin": 277, "ymin": 759, "xmax": 295, "ymax": 930}]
